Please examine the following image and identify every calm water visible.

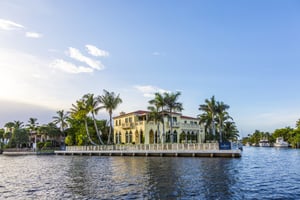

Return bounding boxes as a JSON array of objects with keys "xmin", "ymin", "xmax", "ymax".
[{"xmin": 0, "ymin": 147, "xmax": 300, "ymax": 199}]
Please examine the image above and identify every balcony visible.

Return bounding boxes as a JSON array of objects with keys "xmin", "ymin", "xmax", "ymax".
[
  {"xmin": 121, "ymin": 123, "xmax": 135, "ymax": 129},
  {"xmin": 166, "ymin": 122, "xmax": 180, "ymax": 128},
  {"xmin": 181, "ymin": 123, "xmax": 200, "ymax": 129}
]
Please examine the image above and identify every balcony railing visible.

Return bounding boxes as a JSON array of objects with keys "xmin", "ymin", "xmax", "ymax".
[
  {"xmin": 121, "ymin": 123, "xmax": 135, "ymax": 129},
  {"xmin": 166, "ymin": 122, "xmax": 180, "ymax": 128},
  {"xmin": 181, "ymin": 123, "xmax": 200, "ymax": 129}
]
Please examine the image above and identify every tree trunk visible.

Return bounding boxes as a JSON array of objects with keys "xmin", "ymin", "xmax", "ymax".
[
  {"xmin": 162, "ymin": 117, "xmax": 165, "ymax": 144},
  {"xmin": 92, "ymin": 112, "xmax": 104, "ymax": 145},
  {"xmin": 107, "ymin": 113, "xmax": 113, "ymax": 144},
  {"xmin": 85, "ymin": 119, "xmax": 97, "ymax": 145},
  {"xmin": 170, "ymin": 109, "xmax": 173, "ymax": 143},
  {"xmin": 212, "ymin": 113, "xmax": 216, "ymax": 141},
  {"xmin": 157, "ymin": 122, "xmax": 160, "ymax": 143}
]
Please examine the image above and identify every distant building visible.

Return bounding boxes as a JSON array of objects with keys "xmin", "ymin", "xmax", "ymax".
[{"xmin": 113, "ymin": 110, "xmax": 205, "ymax": 144}]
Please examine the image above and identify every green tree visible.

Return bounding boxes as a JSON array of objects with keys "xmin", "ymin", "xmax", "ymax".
[
  {"xmin": 215, "ymin": 101, "xmax": 230, "ymax": 142},
  {"xmin": 70, "ymin": 100, "xmax": 97, "ymax": 145},
  {"xmin": 53, "ymin": 110, "xmax": 69, "ymax": 133},
  {"xmin": 272, "ymin": 127, "xmax": 293, "ymax": 142},
  {"xmin": 199, "ymin": 112, "xmax": 213, "ymax": 141},
  {"xmin": 223, "ymin": 121, "xmax": 239, "ymax": 141},
  {"xmin": 147, "ymin": 105, "xmax": 163, "ymax": 143},
  {"xmin": 13, "ymin": 120, "xmax": 24, "ymax": 129},
  {"xmin": 53, "ymin": 110, "xmax": 69, "ymax": 146},
  {"xmin": 9, "ymin": 128, "xmax": 29, "ymax": 148},
  {"xmin": 199, "ymin": 96, "xmax": 218, "ymax": 141},
  {"xmin": 98, "ymin": 90, "xmax": 123, "ymax": 144},
  {"xmin": 296, "ymin": 119, "xmax": 300, "ymax": 129},
  {"xmin": 27, "ymin": 118, "xmax": 39, "ymax": 131},
  {"xmin": 163, "ymin": 91, "xmax": 183, "ymax": 143},
  {"xmin": 149, "ymin": 92, "xmax": 166, "ymax": 143},
  {"xmin": 39, "ymin": 123, "xmax": 62, "ymax": 147},
  {"xmin": 83, "ymin": 93, "xmax": 104, "ymax": 145}
]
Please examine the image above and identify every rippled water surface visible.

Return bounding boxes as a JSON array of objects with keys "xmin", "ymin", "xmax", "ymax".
[{"xmin": 1, "ymin": 147, "xmax": 300, "ymax": 199}]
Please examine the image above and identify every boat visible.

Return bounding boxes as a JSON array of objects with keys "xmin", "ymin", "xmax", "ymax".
[
  {"xmin": 259, "ymin": 139, "xmax": 270, "ymax": 147},
  {"xmin": 274, "ymin": 137, "xmax": 289, "ymax": 147}
]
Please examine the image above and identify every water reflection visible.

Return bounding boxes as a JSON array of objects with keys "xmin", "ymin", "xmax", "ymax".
[{"xmin": 1, "ymin": 148, "xmax": 300, "ymax": 199}]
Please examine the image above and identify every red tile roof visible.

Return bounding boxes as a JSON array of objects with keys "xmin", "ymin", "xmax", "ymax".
[{"xmin": 113, "ymin": 110, "xmax": 198, "ymax": 120}]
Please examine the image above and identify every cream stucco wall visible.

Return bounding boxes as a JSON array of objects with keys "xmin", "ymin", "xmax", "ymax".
[{"xmin": 113, "ymin": 111, "xmax": 205, "ymax": 144}]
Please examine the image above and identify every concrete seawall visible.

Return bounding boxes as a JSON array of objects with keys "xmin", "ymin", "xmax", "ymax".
[{"xmin": 55, "ymin": 143, "xmax": 242, "ymax": 158}]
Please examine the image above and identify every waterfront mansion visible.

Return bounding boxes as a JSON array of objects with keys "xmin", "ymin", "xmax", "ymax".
[{"xmin": 113, "ymin": 110, "xmax": 205, "ymax": 144}]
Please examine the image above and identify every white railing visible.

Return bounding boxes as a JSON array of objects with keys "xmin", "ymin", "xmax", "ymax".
[
  {"xmin": 180, "ymin": 123, "xmax": 200, "ymax": 129},
  {"xmin": 66, "ymin": 143, "xmax": 219, "ymax": 151}
]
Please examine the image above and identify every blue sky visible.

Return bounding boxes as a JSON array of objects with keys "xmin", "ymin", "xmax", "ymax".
[{"xmin": 0, "ymin": 0, "xmax": 299, "ymax": 137}]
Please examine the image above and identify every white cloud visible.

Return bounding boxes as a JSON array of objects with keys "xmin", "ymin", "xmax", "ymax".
[
  {"xmin": 67, "ymin": 47, "xmax": 104, "ymax": 70},
  {"xmin": 85, "ymin": 44, "xmax": 109, "ymax": 57},
  {"xmin": 0, "ymin": 48, "xmax": 65, "ymax": 109},
  {"xmin": 25, "ymin": 31, "xmax": 42, "ymax": 38},
  {"xmin": 50, "ymin": 59, "xmax": 93, "ymax": 74},
  {"xmin": 134, "ymin": 85, "xmax": 170, "ymax": 98},
  {"xmin": 0, "ymin": 19, "xmax": 24, "ymax": 30}
]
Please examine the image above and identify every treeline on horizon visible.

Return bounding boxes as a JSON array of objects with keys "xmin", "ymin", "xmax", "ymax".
[
  {"xmin": 0, "ymin": 90, "xmax": 240, "ymax": 149},
  {"xmin": 242, "ymin": 120, "xmax": 300, "ymax": 148}
]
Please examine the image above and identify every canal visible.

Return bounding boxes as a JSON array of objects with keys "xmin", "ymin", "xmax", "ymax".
[{"xmin": 0, "ymin": 147, "xmax": 300, "ymax": 199}]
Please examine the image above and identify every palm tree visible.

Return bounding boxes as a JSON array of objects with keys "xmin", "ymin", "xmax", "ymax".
[
  {"xmin": 199, "ymin": 96, "xmax": 218, "ymax": 141},
  {"xmin": 223, "ymin": 121, "xmax": 239, "ymax": 141},
  {"xmin": 215, "ymin": 101, "xmax": 230, "ymax": 142},
  {"xmin": 163, "ymin": 91, "xmax": 183, "ymax": 143},
  {"xmin": 13, "ymin": 120, "xmax": 24, "ymax": 129},
  {"xmin": 27, "ymin": 118, "xmax": 39, "ymax": 132},
  {"xmin": 4, "ymin": 122, "xmax": 15, "ymax": 133},
  {"xmin": 82, "ymin": 94, "xmax": 104, "ymax": 145},
  {"xmin": 296, "ymin": 119, "xmax": 300, "ymax": 129},
  {"xmin": 148, "ymin": 92, "xmax": 166, "ymax": 143},
  {"xmin": 53, "ymin": 110, "xmax": 69, "ymax": 133},
  {"xmin": 98, "ymin": 90, "xmax": 123, "ymax": 144},
  {"xmin": 198, "ymin": 112, "xmax": 213, "ymax": 141},
  {"xmin": 53, "ymin": 110, "xmax": 69, "ymax": 146},
  {"xmin": 70, "ymin": 100, "xmax": 97, "ymax": 145},
  {"xmin": 147, "ymin": 105, "xmax": 163, "ymax": 143}
]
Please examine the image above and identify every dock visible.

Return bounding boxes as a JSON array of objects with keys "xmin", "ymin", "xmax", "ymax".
[{"xmin": 55, "ymin": 143, "xmax": 242, "ymax": 158}]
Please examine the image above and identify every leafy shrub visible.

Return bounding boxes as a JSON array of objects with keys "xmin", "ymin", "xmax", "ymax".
[
  {"xmin": 37, "ymin": 142, "xmax": 44, "ymax": 149},
  {"xmin": 43, "ymin": 141, "xmax": 52, "ymax": 148}
]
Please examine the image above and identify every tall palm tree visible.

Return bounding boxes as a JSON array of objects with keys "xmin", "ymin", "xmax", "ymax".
[
  {"xmin": 27, "ymin": 118, "xmax": 39, "ymax": 132},
  {"xmin": 13, "ymin": 120, "xmax": 24, "ymax": 129},
  {"xmin": 164, "ymin": 91, "xmax": 183, "ymax": 143},
  {"xmin": 223, "ymin": 121, "xmax": 239, "ymax": 141},
  {"xmin": 70, "ymin": 100, "xmax": 97, "ymax": 145},
  {"xmin": 98, "ymin": 90, "xmax": 123, "ymax": 144},
  {"xmin": 199, "ymin": 96, "xmax": 218, "ymax": 141},
  {"xmin": 53, "ymin": 110, "xmax": 69, "ymax": 133},
  {"xmin": 198, "ymin": 112, "xmax": 213, "ymax": 141},
  {"xmin": 53, "ymin": 110, "xmax": 69, "ymax": 146},
  {"xmin": 147, "ymin": 105, "xmax": 163, "ymax": 143},
  {"xmin": 83, "ymin": 93, "xmax": 104, "ymax": 145},
  {"xmin": 148, "ymin": 92, "xmax": 166, "ymax": 143},
  {"xmin": 215, "ymin": 101, "xmax": 230, "ymax": 142}
]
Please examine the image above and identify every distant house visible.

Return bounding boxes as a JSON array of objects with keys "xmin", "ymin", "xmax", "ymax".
[{"xmin": 113, "ymin": 110, "xmax": 205, "ymax": 144}]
